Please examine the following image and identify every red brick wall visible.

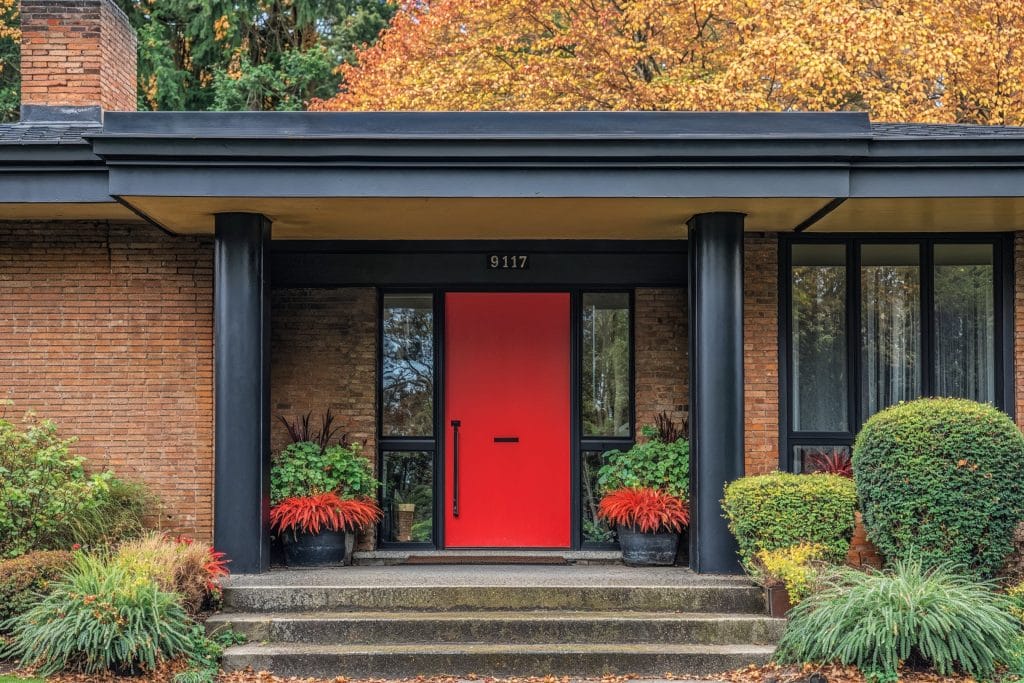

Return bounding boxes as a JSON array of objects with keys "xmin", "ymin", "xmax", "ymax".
[
  {"xmin": 0, "ymin": 221, "xmax": 214, "ymax": 538},
  {"xmin": 269, "ymin": 288, "xmax": 378, "ymax": 546},
  {"xmin": 744, "ymin": 236, "xmax": 780, "ymax": 474},
  {"xmin": 1015, "ymin": 233, "xmax": 1024, "ymax": 430},
  {"xmin": 634, "ymin": 288, "xmax": 688, "ymax": 433},
  {"xmin": 20, "ymin": 0, "xmax": 137, "ymax": 112}
]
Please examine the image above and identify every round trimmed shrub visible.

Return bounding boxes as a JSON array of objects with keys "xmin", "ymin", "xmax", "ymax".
[
  {"xmin": 0, "ymin": 550, "xmax": 74, "ymax": 631},
  {"xmin": 723, "ymin": 472, "xmax": 857, "ymax": 568},
  {"xmin": 853, "ymin": 398, "xmax": 1024, "ymax": 577}
]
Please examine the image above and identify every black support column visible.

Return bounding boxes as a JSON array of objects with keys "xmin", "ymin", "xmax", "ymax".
[
  {"xmin": 214, "ymin": 212, "xmax": 271, "ymax": 574},
  {"xmin": 687, "ymin": 212, "xmax": 745, "ymax": 574}
]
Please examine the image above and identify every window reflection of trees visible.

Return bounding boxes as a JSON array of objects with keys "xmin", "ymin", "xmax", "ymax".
[
  {"xmin": 582, "ymin": 294, "xmax": 630, "ymax": 437},
  {"xmin": 382, "ymin": 298, "xmax": 434, "ymax": 437},
  {"xmin": 792, "ymin": 261, "xmax": 847, "ymax": 432}
]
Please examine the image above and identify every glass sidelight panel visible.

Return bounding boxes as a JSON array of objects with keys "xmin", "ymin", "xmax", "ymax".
[
  {"xmin": 934, "ymin": 244, "xmax": 995, "ymax": 403},
  {"xmin": 582, "ymin": 293, "xmax": 630, "ymax": 437},
  {"xmin": 791, "ymin": 244, "xmax": 848, "ymax": 432},
  {"xmin": 861, "ymin": 245, "xmax": 921, "ymax": 419},
  {"xmin": 581, "ymin": 450, "xmax": 614, "ymax": 543},
  {"xmin": 792, "ymin": 445, "xmax": 852, "ymax": 474},
  {"xmin": 382, "ymin": 294, "xmax": 434, "ymax": 436},
  {"xmin": 380, "ymin": 450, "xmax": 434, "ymax": 543}
]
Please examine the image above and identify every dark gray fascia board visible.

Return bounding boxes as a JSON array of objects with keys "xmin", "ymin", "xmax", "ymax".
[
  {"xmin": 98, "ymin": 110, "xmax": 874, "ymax": 139},
  {"xmin": 1, "ymin": 146, "xmax": 103, "ymax": 163},
  {"xmin": 0, "ymin": 168, "xmax": 114, "ymax": 203},
  {"xmin": 849, "ymin": 165, "xmax": 1024, "ymax": 197},
  {"xmin": 106, "ymin": 164, "xmax": 852, "ymax": 199}
]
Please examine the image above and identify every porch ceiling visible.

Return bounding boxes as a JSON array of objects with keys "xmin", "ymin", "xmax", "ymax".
[
  {"xmin": 807, "ymin": 197, "xmax": 1024, "ymax": 232},
  {"xmin": 0, "ymin": 202, "xmax": 141, "ymax": 222},
  {"xmin": 122, "ymin": 196, "xmax": 831, "ymax": 238}
]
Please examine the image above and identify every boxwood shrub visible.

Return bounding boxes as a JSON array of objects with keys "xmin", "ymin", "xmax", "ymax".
[
  {"xmin": 853, "ymin": 398, "xmax": 1024, "ymax": 577},
  {"xmin": 723, "ymin": 472, "xmax": 857, "ymax": 568}
]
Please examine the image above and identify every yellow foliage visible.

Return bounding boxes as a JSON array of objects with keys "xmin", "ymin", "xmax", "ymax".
[
  {"xmin": 755, "ymin": 542, "xmax": 826, "ymax": 603},
  {"xmin": 313, "ymin": 0, "xmax": 1024, "ymax": 125},
  {"xmin": 1008, "ymin": 581, "xmax": 1024, "ymax": 623}
]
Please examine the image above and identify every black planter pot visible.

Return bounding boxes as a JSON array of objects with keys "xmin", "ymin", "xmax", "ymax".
[
  {"xmin": 617, "ymin": 524, "xmax": 680, "ymax": 566},
  {"xmin": 282, "ymin": 529, "xmax": 356, "ymax": 567}
]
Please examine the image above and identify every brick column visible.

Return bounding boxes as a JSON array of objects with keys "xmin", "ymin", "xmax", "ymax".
[{"xmin": 743, "ymin": 236, "xmax": 780, "ymax": 474}]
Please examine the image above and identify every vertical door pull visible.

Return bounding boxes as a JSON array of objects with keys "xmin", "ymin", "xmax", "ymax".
[{"xmin": 451, "ymin": 419, "xmax": 461, "ymax": 517}]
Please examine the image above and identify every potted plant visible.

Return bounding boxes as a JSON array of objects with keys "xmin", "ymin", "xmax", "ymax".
[
  {"xmin": 271, "ymin": 410, "xmax": 381, "ymax": 567},
  {"xmin": 596, "ymin": 414, "xmax": 690, "ymax": 563},
  {"xmin": 270, "ymin": 492, "xmax": 381, "ymax": 566},
  {"xmin": 597, "ymin": 487, "xmax": 689, "ymax": 566},
  {"xmin": 753, "ymin": 543, "xmax": 824, "ymax": 617}
]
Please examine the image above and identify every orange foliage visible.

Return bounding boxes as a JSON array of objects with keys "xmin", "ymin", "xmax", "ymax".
[
  {"xmin": 598, "ymin": 487, "xmax": 689, "ymax": 533},
  {"xmin": 313, "ymin": 0, "xmax": 1024, "ymax": 125},
  {"xmin": 270, "ymin": 493, "xmax": 382, "ymax": 535}
]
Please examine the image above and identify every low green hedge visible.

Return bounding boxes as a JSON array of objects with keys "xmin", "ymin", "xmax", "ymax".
[
  {"xmin": 0, "ymin": 550, "xmax": 74, "ymax": 631},
  {"xmin": 854, "ymin": 398, "xmax": 1024, "ymax": 577},
  {"xmin": 723, "ymin": 472, "xmax": 857, "ymax": 568}
]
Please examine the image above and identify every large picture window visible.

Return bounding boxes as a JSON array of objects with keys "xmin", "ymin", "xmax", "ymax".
[{"xmin": 783, "ymin": 237, "xmax": 1006, "ymax": 470}]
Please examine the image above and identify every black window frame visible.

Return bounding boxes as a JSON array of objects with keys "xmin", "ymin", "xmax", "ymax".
[
  {"xmin": 377, "ymin": 287, "xmax": 636, "ymax": 550},
  {"xmin": 779, "ymin": 233, "xmax": 1013, "ymax": 472}
]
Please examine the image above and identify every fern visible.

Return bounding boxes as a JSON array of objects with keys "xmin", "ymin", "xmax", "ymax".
[{"xmin": 775, "ymin": 559, "xmax": 1021, "ymax": 681}]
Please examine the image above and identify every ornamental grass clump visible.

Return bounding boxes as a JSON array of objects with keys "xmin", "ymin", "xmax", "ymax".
[
  {"xmin": 775, "ymin": 559, "xmax": 1020, "ymax": 681},
  {"xmin": 854, "ymin": 398, "xmax": 1024, "ymax": 577},
  {"xmin": 597, "ymin": 487, "xmax": 689, "ymax": 533},
  {"xmin": 114, "ymin": 533, "xmax": 229, "ymax": 614},
  {"xmin": 0, "ymin": 552, "xmax": 194, "ymax": 675},
  {"xmin": 270, "ymin": 492, "xmax": 382, "ymax": 537}
]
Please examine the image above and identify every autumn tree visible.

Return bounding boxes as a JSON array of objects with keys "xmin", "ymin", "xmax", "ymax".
[
  {"xmin": 0, "ymin": 0, "xmax": 17, "ymax": 122},
  {"xmin": 118, "ymin": 0, "xmax": 396, "ymax": 111},
  {"xmin": 313, "ymin": 0, "xmax": 1024, "ymax": 125}
]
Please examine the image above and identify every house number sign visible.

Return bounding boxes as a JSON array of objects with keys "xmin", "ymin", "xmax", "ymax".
[{"xmin": 487, "ymin": 254, "xmax": 530, "ymax": 270}]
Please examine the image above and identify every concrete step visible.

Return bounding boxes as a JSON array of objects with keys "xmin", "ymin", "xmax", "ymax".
[
  {"xmin": 222, "ymin": 584, "xmax": 766, "ymax": 613},
  {"xmin": 207, "ymin": 610, "xmax": 785, "ymax": 645},
  {"xmin": 220, "ymin": 641, "xmax": 776, "ymax": 678}
]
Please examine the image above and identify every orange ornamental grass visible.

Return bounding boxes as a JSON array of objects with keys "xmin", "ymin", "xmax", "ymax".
[
  {"xmin": 598, "ymin": 487, "xmax": 690, "ymax": 533},
  {"xmin": 270, "ymin": 492, "xmax": 382, "ymax": 536}
]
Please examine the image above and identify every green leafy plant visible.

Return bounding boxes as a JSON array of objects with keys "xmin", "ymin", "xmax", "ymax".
[
  {"xmin": 270, "ymin": 440, "xmax": 377, "ymax": 504},
  {"xmin": 854, "ymin": 398, "xmax": 1024, "ymax": 577},
  {"xmin": 775, "ymin": 559, "xmax": 1021, "ymax": 681},
  {"xmin": 173, "ymin": 625, "xmax": 247, "ymax": 683},
  {"xmin": 0, "ymin": 413, "xmax": 153, "ymax": 557},
  {"xmin": 0, "ymin": 553, "xmax": 194, "ymax": 675},
  {"xmin": 597, "ymin": 425, "xmax": 689, "ymax": 500},
  {"xmin": 723, "ymin": 472, "xmax": 856, "ymax": 569},
  {"xmin": 754, "ymin": 543, "xmax": 825, "ymax": 603},
  {"xmin": 0, "ymin": 550, "xmax": 73, "ymax": 631}
]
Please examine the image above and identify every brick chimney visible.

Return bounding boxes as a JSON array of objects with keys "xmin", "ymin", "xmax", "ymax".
[{"xmin": 19, "ymin": 0, "xmax": 137, "ymax": 122}]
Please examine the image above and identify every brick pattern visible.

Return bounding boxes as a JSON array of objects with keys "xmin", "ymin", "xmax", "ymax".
[
  {"xmin": 1015, "ymin": 233, "xmax": 1024, "ymax": 431},
  {"xmin": 0, "ymin": 221, "xmax": 214, "ymax": 538},
  {"xmin": 20, "ymin": 0, "xmax": 137, "ymax": 111},
  {"xmin": 270, "ymin": 288, "xmax": 378, "ymax": 547},
  {"xmin": 743, "ymin": 236, "xmax": 780, "ymax": 475},
  {"xmin": 634, "ymin": 288, "xmax": 688, "ymax": 433}
]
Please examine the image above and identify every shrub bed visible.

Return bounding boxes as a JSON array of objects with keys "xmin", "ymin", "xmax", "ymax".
[
  {"xmin": 854, "ymin": 398, "xmax": 1024, "ymax": 577},
  {"xmin": 723, "ymin": 472, "xmax": 856, "ymax": 568},
  {"xmin": 0, "ymin": 550, "xmax": 73, "ymax": 630},
  {"xmin": 775, "ymin": 560, "xmax": 1020, "ymax": 681}
]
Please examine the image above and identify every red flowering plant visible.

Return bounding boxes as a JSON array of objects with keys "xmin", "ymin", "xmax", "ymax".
[
  {"xmin": 597, "ymin": 487, "xmax": 690, "ymax": 533},
  {"xmin": 270, "ymin": 492, "xmax": 382, "ymax": 538},
  {"xmin": 805, "ymin": 449, "xmax": 853, "ymax": 478}
]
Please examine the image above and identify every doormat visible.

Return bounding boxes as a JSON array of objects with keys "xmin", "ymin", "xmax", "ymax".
[{"xmin": 403, "ymin": 555, "xmax": 570, "ymax": 565}]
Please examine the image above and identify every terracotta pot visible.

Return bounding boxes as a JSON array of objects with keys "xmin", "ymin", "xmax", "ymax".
[
  {"xmin": 766, "ymin": 584, "xmax": 793, "ymax": 617},
  {"xmin": 397, "ymin": 503, "xmax": 416, "ymax": 542}
]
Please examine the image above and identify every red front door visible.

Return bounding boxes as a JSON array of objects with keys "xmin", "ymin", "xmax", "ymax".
[{"xmin": 444, "ymin": 292, "xmax": 571, "ymax": 548}]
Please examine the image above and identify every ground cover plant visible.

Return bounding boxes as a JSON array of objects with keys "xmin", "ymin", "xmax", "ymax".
[
  {"xmin": 774, "ymin": 559, "xmax": 1021, "ymax": 681},
  {"xmin": 854, "ymin": 398, "xmax": 1024, "ymax": 578},
  {"xmin": 723, "ymin": 472, "xmax": 857, "ymax": 569}
]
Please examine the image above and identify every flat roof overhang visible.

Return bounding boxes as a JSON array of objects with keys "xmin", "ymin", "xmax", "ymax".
[{"xmin": 5, "ymin": 111, "xmax": 1024, "ymax": 237}]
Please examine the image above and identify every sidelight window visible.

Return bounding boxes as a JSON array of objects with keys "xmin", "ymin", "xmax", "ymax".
[{"xmin": 783, "ymin": 238, "xmax": 1006, "ymax": 470}]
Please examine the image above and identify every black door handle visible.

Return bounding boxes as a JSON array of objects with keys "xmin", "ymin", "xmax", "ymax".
[
  {"xmin": 451, "ymin": 419, "xmax": 461, "ymax": 517},
  {"xmin": 493, "ymin": 436, "xmax": 519, "ymax": 443}
]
